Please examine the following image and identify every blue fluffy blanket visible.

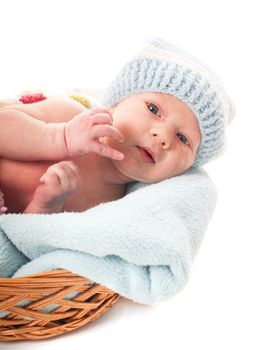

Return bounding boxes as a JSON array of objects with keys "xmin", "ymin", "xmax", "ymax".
[{"xmin": 0, "ymin": 167, "xmax": 216, "ymax": 306}]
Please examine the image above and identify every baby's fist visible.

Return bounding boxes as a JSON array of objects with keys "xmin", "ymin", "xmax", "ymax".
[
  {"xmin": 64, "ymin": 107, "xmax": 125, "ymax": 160},
  {"xmin": 32, "ymin": 161, "xmax": 81, "ymax": 213}
]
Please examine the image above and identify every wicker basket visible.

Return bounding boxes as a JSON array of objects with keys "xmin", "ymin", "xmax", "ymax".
[{"xmin": 0, "ymin": 269, "xmax": 120, "ymax": 341}]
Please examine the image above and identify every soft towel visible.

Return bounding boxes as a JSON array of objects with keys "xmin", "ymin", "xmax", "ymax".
[{"xmin": 0, "ymin": 167, "xmax": 216, "ymax": 306}]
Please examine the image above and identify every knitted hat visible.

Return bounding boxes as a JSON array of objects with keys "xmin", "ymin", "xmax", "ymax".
[{"xmin": 102, "ymin": 37, "xmax": 235, "ymax": 167}]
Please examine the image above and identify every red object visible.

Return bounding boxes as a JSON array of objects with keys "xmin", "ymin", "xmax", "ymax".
[{"xmin": 19, "ymin": 93, "xmax": 47, "ymax": 104}]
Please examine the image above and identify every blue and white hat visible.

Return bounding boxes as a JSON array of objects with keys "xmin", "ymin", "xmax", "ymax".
[{"xmin": 102, "ymin": 37, "xmax": 235, "ymax": 167}]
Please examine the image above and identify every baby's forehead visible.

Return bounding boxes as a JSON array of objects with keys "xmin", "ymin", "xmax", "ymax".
[
  {"xmin": 128, "ymin": 92, "xmax": 182, "ymax": 106},
  {"xmin": 132, "ymin": 91, "xmax": 174, "ymax": 101}
]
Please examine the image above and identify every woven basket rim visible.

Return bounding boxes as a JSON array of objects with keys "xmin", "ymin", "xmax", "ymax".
[{"xmin": 0, "ymin": 269, "xmax": 120, "ymax": 341}]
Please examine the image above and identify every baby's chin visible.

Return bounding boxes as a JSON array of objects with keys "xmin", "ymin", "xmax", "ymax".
[
  {"xmin": 110, "ymin": 158, "xmax": 137, "ymax": 183},
  {"xmin": 116, "ymin": 158, "xmax": 193, "ymax": 183},
  {"xmin": 112, "ymin": 159, "xmax": 167, "ymax": 184}
]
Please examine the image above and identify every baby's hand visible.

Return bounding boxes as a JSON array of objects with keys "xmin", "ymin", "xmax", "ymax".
[
  {"xmin": 64, "ymin": 107, "xmax": 125, "ymax": 160},
  {"xmin": 24, "ymin": 161, "xmax": 80, "ymax": 214},
  {"xmin": 0, "ymin": 190, "xmax": 7, "ymax": 214}
]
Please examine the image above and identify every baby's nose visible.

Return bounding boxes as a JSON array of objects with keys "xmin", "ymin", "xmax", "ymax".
[{"xmin": 152, "ymin": 131, "xmax": 171, "ymax": 149}]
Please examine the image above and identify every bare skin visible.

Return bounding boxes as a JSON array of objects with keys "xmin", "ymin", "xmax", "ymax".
[
  {"xmin": 0, "ymin": 98, "xmax": 127, "ymax": 213},
  {"xmin": 0, "ymin": 93, "xmax": 201, "ymax": 214}
]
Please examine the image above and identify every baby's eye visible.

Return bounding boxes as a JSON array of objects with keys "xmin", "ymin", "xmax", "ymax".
[
  {"xmin": 177, "ymin": 133, "xmax": 189, "ymax": 145},
  {"xmin": 146, "ymin": 102, "xmax": 161, "ymax": 117}
]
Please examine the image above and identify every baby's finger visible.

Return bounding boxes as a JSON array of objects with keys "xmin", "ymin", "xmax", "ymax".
[
  {"xmin": 58, "ymin": 161, "xmax": 79, "ymax": 177},
  {"xmin": 40, "ymin": 171, "xmax": 62, "ymax": 186},
  {"xmin": 92, "ymin": 124, "xmax": 125, "ymax": 143},
  {"xmin": 62, "ymin": 161, "xmax": 79, "ymax": 176},
  {"xmin": 58, "ymin": 162, "xmax": 81, "ymax": 189},
  {"xmin": 88, "ymin": 107, "xmax": 112, "ymax": 116},
  {"xmin": 42, "ymin": 166, "xmax": 68, "ymax": 186},
  {"xmin": 89, "ymin": 113, "xmax": 113, "ymax": 125},
  {"xmin": 92, "ymin": 140, "xmax": 124, "ymax": 160}
]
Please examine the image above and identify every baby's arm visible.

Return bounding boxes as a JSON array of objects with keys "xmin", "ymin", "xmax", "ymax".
[
  {"xmin": 0, "ymin": 108, "xmax": 69, "ymax": 161},
  {"xmin": 23, "ymin": 161, "xmax": 80, "ymax": 214},
  {"xmin": 0, "ymin": 100, "xmax": 124, "ymax": 161}
]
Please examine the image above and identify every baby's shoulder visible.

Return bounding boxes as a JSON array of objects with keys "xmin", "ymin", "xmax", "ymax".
[
  {"xmin": 0, "ymin": 97, "xmax": 87, "ymax": 123},
  {"xmin": 36, "ymin": 97, "xmax": 88, "ymax": 122}
]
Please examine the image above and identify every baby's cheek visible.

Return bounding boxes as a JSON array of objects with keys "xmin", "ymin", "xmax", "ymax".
[
  {"xmin": 118, "ymin": 124, "xmax": 138, "ymax": 141},
  {"xmin": 177, "ymin": 153, "xmax": 194, "ymax": 173},
  {"xmin": 166, "ymin": 152, "xmax": 187, "ymax": 176}
]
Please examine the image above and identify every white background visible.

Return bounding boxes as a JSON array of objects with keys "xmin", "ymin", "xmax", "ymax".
[{"xmin": 0, "ymin": 0, "xmax": 262, "ymax": 349}]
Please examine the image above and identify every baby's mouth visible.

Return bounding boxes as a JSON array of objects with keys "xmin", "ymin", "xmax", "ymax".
[{"xmin": 136, "ymin": 146, "xmax": 155, "ymax": 163}]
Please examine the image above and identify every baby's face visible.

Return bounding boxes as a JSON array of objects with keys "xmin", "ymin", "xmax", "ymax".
[{"xmin": 104, "ymin": 92, "xmax": 201, "ymax": 184}]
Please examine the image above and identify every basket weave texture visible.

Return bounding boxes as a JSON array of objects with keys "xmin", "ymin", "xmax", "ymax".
[{"xmin": 0, "ymin": 269, "xmax": 120, "ymax": 341}]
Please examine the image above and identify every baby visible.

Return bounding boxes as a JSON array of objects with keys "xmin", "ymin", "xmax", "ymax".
[{"xmin": 0, "ymin": 38, "xmax": 234, "ymax": 215}]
